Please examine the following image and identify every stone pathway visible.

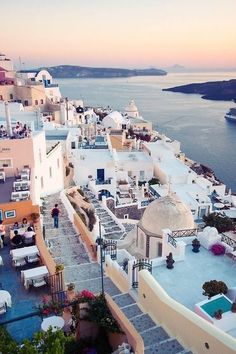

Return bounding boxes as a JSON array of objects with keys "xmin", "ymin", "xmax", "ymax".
[
  {"xmin": 82, "ymin": 188, "xmax": 126, "ymax": 240},
  {"xmin": 43, "ymin": 192, "xmax": 191, "ymax": 354}
]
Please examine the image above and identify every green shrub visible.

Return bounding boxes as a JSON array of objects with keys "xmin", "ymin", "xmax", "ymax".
[
  {"xmin": 202, "ymin": 280, "xmax": 228, "ymax": 298},
  {"xmin": 203, "ymin": 212, "xmax": 234, "ymax": 233}
]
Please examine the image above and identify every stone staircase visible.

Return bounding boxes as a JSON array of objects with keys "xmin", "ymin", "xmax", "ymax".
[
  {"xmin": 82, "ymin": 188, "xmax": 126, "ymax": 240},
  {"xmin": 42, "ymin": 192, "xmax": 191, "ymax": 354}
]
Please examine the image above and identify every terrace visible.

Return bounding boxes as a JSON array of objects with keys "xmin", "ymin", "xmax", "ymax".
[
  {"xmin": 0, "ymin": 167, "xmax": 31, "ymax": 203},
  {"xmin": 153, "ymin": 245, "xmax": 236, "ymax": 316},
  {"xmin": 0, "ymin": 239, "xmax": 50, "ymax": 342}
]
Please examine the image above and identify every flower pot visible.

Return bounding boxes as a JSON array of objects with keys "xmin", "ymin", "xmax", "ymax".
[
  {"xmin": 192, "ymin": 246, "xmax": 200, "ymax": 253},
  {"xmin": 215, "ymin": 315, "xmax": 222, "ymax": 320}
]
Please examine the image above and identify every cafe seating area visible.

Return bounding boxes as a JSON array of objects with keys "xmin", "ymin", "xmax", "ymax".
[
  {"xmin": 0, "ymin": 217, "xmax": 51, "ymax": 342},
  {"xmin": 0, "ymin": 166, "xmax": 31, "ymax": 203}
]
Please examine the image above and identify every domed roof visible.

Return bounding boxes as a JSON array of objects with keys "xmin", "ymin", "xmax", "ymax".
[
  {"xmin": 125, "ymin": 100, "xmax": 138, "ymax": 113},
  {"xmin": 140, "ymin": 194, "xmax": 195, "ymax": 235},
  {"xmin": 102, "ymin": 111, "xmax": 124, "ymax": 128}
]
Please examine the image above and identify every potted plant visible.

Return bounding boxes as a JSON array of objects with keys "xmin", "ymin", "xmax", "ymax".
[
  {"xmin": 231, "ymin": 302, "xmax": 236, "ymax": 313},
  {"xmin": 67, "ymin": 283, "xmax": 75, "ymax": 292},
  {"xmin": 166, "ymin": 252, "xmax": 175, "ymax": 269},
  {"xmin": 55, "ymin": 264, "xmax": 64, "ymax": 273},
  {"xmin": 31, "ymin": 212, "xmax": 40, "ymax": 223},
  {"xmin": 210, "ymin": 243, "xmax": 226, "ymax": 256},
  {"xmin": 192, "ymin": 238, "xmax": 201, "ymax": 253},
  {"xmin": 214, "ymin": 309, "xmax": 223, "ymax": 320}
]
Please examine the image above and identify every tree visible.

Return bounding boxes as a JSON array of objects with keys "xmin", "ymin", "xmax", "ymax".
[
  {"xmin": 0, "ymin": 327, "xmax": 68, "ymax": 354},
  {"xmin": 203, "ymin": 212, "xmax": 234, "ymax": 233}
]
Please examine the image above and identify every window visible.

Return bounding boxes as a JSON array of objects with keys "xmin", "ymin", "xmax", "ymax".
[
  {"xmin": 71, "ymin": 142, "xmax": 76, "ymax": 149},
  {"xmin": 24, "ymin": 100, "xmax": 28, "ymax": 106},
  {"xmin": 40, "ymin": 99, "xmax": 44, "ymax": 104},
  {"xmin": 49, "ymin": 167, "xmax": 52, "ymax": 178},
  {"xmin": 0, "ymin": 95, "xmax": 3, "ymax": 100},
  {"xmin": 57, "ymin": 158, "xmax": 60, "ymax": 169},
  {"xmin": 35, "ymin": 100, "xmax": 38, "ymax": 105},
  {"xmin": 9, "ymin": 94, "xmax": 13, "ymax": 100},
  {"xmin": 40, "ymin": 176, "xmax": 44, "ymax": 189},
  {"xmin": 0, "ymin": 159, "xmax": 12, "ymax": 168}
]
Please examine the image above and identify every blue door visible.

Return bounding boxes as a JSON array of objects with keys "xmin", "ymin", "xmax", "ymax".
[{"xmin": 97, "ymin": 169, "xmax": 104, "ymax": 181}]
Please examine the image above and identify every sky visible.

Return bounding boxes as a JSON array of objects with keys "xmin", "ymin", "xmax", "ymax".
[{"xmin": 0, "ymin": 0, "xmax": 236, "ymax": 69}]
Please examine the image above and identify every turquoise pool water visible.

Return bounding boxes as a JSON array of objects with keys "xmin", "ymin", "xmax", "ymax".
[{"xmin": 201, "ymin": 296, "xmax": 232, "ymax": 317}]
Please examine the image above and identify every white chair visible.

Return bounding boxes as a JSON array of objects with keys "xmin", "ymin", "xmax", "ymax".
[
  {"xmin": 0, "ymin": 302, "xmax": 7, "ymax": 315},
  {"xmin": 32, "ymin": 277, "xmax": 47, "ymax": 288},
  {"xmin": 13, "ymin": 258, "xmax": 27, "ymax": 267},
  {"xmin": 25, "ymin": 254, "xmax": 39, "ymax": 264},
  {"xmin": 11, "ymin": 192, "xmax": 20, "ymax": 201}
]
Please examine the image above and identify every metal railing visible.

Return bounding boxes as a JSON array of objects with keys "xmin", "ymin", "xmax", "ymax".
[
  {"xmin": 168, "ymin": 233, "xmax": 177, "ymax": 248},
  {"xmin": 172, "ymin": 228, "xmax": 198, "ymax": 238},
  {"xmin": 221, "ymin": 233, "xmax": 236, "ymax": 249},
  {"xmin": 95, "ymin": 179, "xmax": 111, "ymax": 185}
]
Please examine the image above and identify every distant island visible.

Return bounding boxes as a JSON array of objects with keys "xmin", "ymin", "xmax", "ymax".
[
  {"xmin": 40, "ymin": 65, "xmax": 167, "ymax": 78},
  {"xmin": 163, "ymin": 79, "xmax": 236, "ymax": 102}
]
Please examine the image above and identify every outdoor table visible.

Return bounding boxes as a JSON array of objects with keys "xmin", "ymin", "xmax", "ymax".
[
  {"xmin": 0, "ymin": 290, "xmax": 11, "ymax": 307},
  {"xmin": 214, "ymin": 202, "xmax": 225, "ymax": 209},
  {"xmin": 10, "ymin": 245, "xmax": 39, "ymax": 260},
  {"xmin": 21, "ymin": 266, "xmax": 48, "ymax": 289},
  {"xmin": 41, "ymin": 316, "xmax": 65, "ymax": 332}
]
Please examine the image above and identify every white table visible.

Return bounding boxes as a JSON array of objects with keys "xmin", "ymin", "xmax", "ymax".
[
  {"xmin": 0, "ymin": 290, "xmax": 11, "ymax": 307},
  {"xmin": 21, "ymin": 265, "xmax": 48, "ymax": 289},
  {"xmin": 41, "ymin": 316, "xmax": 65, "ymax": 332},
  {"xmin": 10, "ymin": 246, "xmax": 39, "ymax": 260}
]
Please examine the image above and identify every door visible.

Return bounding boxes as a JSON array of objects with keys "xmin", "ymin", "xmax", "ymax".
[{"xmin": 97, "ymin": 169, "xmax": 104, "ymax": 181}]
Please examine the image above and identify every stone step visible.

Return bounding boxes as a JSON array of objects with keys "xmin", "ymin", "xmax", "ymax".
[
  {"xmin": 130, "ymin": 314, "xmax": 156, "ymax": 333},
  {"xmin": 64, "ymin": 262, "xmax": 101, "ymax": 283},
  {"xmin": 44, "ymin": 228, "xmax": 77, "ymax": 238},
  {"xmin": 73, "ymin": 276, "xmax": 121, "ymax": 297},
  {"xmin": 141, "ymin": 326, "xmax": 169, "ymax": 348},
  {"xmin": 53, "ymin": 253, "xmax": 90, "ymax": 266},
  {"xmin": 46, "ymin": 235, "xmax": 81, "ymax": 247},
  {"xmin": 144, "ymin": 338, "xmax": 184, "ymax": 354},
  {"xmin": 121, "ymin": 304, "xmax": 143, "ymax": 319},
  {"xmin": 50, "ymin": 243, "xmax": 88, "ymax": 259},
  {"xmin": 112, "ymin": 293, "xmax": 135, "ymax": 308}
]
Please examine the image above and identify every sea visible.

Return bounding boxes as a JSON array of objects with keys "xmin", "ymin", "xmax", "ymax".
[{"xmin": 55, "ymin": 72, "xmax": 236, "ymax": 192}]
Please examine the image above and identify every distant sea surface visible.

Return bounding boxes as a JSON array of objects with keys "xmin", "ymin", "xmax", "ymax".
[{"xmin": 55, "ymin": 72, "xmax": 236, "ymax": 192}]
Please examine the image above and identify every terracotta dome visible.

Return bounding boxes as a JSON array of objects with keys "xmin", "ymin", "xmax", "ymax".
[{"xmin": 140, "ymin": 193, "xmax": 195, "ymax": 235}]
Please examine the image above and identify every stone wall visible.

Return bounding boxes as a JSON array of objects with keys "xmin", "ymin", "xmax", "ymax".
[{"xmin": 106, "ymin": 198, "xmax": 145, "ymax": 220}]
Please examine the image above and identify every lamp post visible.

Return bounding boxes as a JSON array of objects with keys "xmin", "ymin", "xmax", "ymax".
[{"xmin": 98, "ymin": 221, "xmax": 104, "ymax": 295}]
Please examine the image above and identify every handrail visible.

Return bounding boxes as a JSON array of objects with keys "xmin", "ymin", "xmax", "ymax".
[
  {"xmin": 168, "ymin": 233, "xmax": 177, "ymax": 248},
  {"xmin": 172, "ymin": 228, "xmax": 198, "ymax": 238},
  {"xmin": 221, "ymin": 233, "xmax": 236, "ymax": 249}
]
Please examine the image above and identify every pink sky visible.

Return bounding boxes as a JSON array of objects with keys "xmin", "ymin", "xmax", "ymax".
[{"xmin": 1, "ymin": 0, "xmax": 236, "ymax": 69}]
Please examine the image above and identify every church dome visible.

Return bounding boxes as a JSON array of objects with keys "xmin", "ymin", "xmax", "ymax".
[
  {"xmin": 140, "ymin": 193, "xmax": 195, "ymax": 235},
  {"xmin": 125, "ymin": 100, "xmax": 139, "ymax": 117}
]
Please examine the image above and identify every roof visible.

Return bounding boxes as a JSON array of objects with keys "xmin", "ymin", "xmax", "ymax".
[{"xmin": 140, "ymin": 193, "xmax": 195, "ymax": 235}]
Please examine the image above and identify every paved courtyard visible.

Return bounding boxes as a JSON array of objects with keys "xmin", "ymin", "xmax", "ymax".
[{"xmin": 153, "ymin": 245, "xmax": 236, "ymax": 310}]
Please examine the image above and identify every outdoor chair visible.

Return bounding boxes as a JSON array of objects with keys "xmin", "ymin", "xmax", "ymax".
[
  {"xmin": 0, "ymin": 302, "xmax": 7, "ymax": 315},
  {"xmin": 23, "ymin": 236, "xmax": 35, "ymax": 246},
  {"xmin": 32, "ymin": 277, "xmax": 47, "ymax": 288},
  {"xmin": 25, "ymin": 254, "xmax": 39, "ymax": 264},
  {"xmin": 13, "ymin": 258, "xmax": 27, "ymax": 268}
]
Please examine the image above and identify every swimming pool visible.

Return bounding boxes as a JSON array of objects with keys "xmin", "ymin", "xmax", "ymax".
[{"xmin": 200, "ymin": 295, "xmax": 232, "ymax": 317}]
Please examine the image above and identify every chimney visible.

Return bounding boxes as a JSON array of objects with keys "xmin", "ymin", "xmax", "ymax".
[{"xmin": 4, "ymin": 101, "xmax": 12, "ymax": 136}]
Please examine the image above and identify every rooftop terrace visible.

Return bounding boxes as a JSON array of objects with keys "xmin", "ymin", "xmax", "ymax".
[{"xmin": 153, "ymin": 245, "xmax": 236, "ymax": 312}]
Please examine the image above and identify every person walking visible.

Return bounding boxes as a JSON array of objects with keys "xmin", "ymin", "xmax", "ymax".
[
  {"xmin": 0, "ymin": 220, "xmax": 6, "ymax": 247},
  {"xmin": 51, "ymin": 204, "xmax": 60, "ymax": 228}
]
